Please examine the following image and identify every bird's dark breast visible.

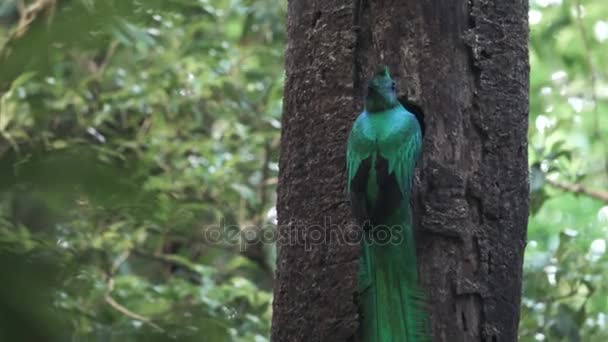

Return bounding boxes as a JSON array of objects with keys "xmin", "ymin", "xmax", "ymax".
[
  {"xmin": 349, "ymin": 158, "xmax": 371, "ymax": 226},
  {"xmin": 371, "ymin": 154, "xmax": 403, "ymax": 224},
  {"xmin": 349, "ymin": 154, "xmax": 403, "ymax": 226}
]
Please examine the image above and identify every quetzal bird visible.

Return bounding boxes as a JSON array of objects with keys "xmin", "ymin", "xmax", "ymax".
[{"xmin": 346, "ymin": 67, "xmax": 428, "ymax": 341}]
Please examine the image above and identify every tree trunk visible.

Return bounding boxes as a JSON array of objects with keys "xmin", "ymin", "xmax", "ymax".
[{"xmin": 272, "ymin": 0, "xmax": 529, "ymax": 341}]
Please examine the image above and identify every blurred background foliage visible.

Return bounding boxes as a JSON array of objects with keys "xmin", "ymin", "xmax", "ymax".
[
  {"xmin": 524, "ymin": 0, "xmax": 608, "ymax": 341},
  {"xmin": 0, "ymin": 0, "xmax": 607, "ymax": 341},
  {"xmin": 0, "ymin": 0, "xmax": 283, "ymax": 341}
]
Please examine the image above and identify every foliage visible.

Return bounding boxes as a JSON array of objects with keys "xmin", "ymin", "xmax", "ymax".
[
  {"xmin": 0, "ymin": 0, "xmax": 283, "ymax": 341},
  {"xmin": 1, "ymin": 0, "xmax": 607, "ymax": 341},
  {"xmin": 523, "ymin": 0, "xmax": 608, "ymax": 341}
]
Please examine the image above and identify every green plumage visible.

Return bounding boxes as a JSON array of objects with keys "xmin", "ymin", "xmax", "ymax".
[{"xmin": 346, "ymin": 67, "xmax": 428, "ymax": 341}]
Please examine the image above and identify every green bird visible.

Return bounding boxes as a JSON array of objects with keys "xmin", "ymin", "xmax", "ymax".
[{"xmin": 346, "ymin": 67, "xmax": 428, "ymax": 341}]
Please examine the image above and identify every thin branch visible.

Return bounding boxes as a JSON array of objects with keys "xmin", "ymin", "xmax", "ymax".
[
  {"xmin": 263, "ymin": 177, "xmax": 278, "ymax": 186},
  {"xmin": 0, "ymin": 0, "xmax": 58, "ymax": 93},
  {"xmin": 546, "ymin": 177, "xmax": 608, "ymax": 202},
  {"xmin": 104, "ymin": 295, "xmax": 163, "ymax": 331},
  {"xmin": 110, "ymin": 249, "xmax": 131, "ymax": 275},
  {"xmin": 1, "ymin": 0, "xmax": 56, "ymax": 48},
  {"xmin": 90, "ymin": 40, "xmax": 119, "ymax": 78},
  {"xmin": 14, "ymin": 0, "xmax": 56, "ymax": 39},
  {"xmin": 545, "ymin": 286, "xmax": 578, "ymax": 302},
  {"xmin": 104, "ymin": 250, "xmax": 164, "ymax": 332}
]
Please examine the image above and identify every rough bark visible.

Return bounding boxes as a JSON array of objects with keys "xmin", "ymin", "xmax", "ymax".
[{"xmin": 272, "ymin": 0, "xmax": 529, "ymax": 341}]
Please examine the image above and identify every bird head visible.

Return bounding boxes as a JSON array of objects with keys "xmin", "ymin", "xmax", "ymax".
[{"xmin": 366, "ymin": 66, "xmax": 398, "ymax": 112}]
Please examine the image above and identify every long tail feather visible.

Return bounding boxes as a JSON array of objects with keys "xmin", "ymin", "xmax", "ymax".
[{"xmin": 358, "ymin": 205, "xmax": 429, "ymax": 342}]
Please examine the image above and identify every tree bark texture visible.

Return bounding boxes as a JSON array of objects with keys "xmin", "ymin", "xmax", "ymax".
[{"xmin": 272, "ymin": 0, "xmax": 529, "ymax": 341}]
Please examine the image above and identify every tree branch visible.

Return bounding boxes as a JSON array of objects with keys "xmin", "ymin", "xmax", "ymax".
[
  {"xmin": 1, "ymin": 0, "xmax": 56, "ymax": 52},
  {"xmin": 546, "ymin": 178, "xmax": 608, "ymax": 202},
  {"xmin": 104, "ymin": 295, "xmax": 163, "ymax": 331},
  {"xmin": 0, "ymin": 0, "xmax": 58, "ymax": 91},
  {"xmin": 104, "ymin": 250, "xmax": 164, "ymax": 332}
]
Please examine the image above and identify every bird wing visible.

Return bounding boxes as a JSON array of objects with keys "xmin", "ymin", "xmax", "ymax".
[
  {"xmin": 388, "ymin": 111, "xmax": 422, "ymax": 199},
  {"xmin": 346, "ymin": 115, "xmax": 372, "ymax": 225}
]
